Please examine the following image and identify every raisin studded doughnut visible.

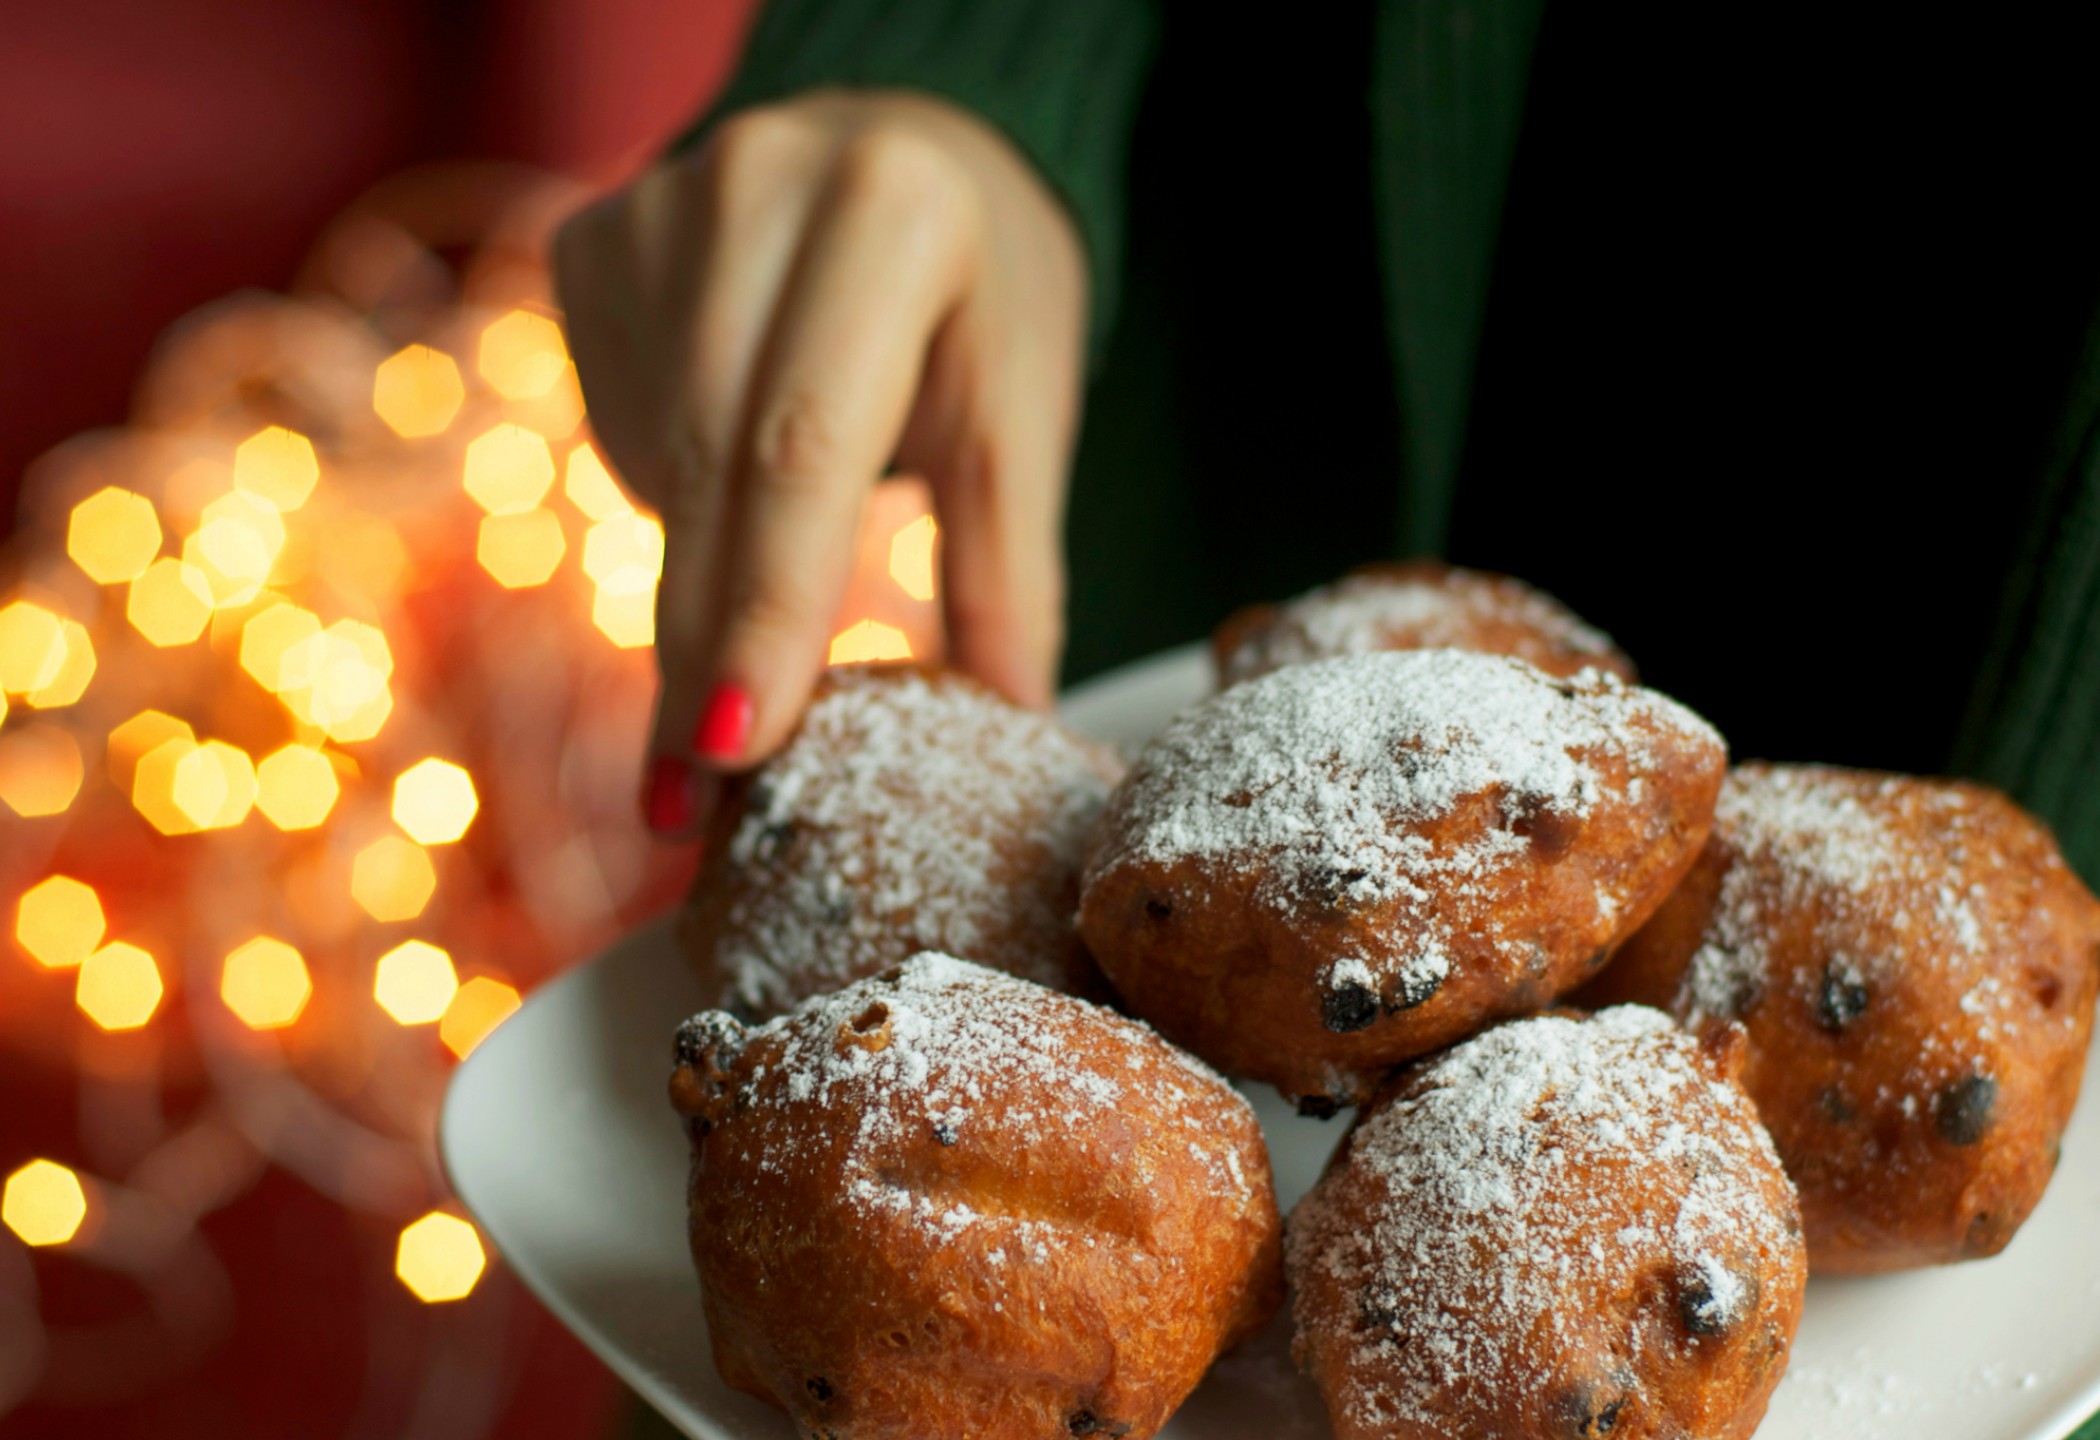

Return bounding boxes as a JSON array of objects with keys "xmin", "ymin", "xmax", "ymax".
[
  {"xmin": 1212, "ymin": 560, "xmax": 1636, "ymax": 690},
  {"xmin": 669, "ymin": 954, "xmax": 1283, "ymax": 1440},
  {"xmin": 1078, "ymin": 649, "xmax": 1726, "ymax": 1109},
  {"xmin": 1287, "ymin": 1007, "xmax": 1806, "ymax": 1440},
  {"xmin": 681, "ymin": 665, "xmax": 1124, "ymax": 1019},
  {"xmin": 1578, "ymin": 763, "xmax": 2100, "ymax": 1272}
]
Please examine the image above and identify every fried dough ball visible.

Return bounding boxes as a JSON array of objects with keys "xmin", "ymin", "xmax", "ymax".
[
  {"xmin": 1288, "ymin": 1007, "xmax": 1806, "ymax": 1440},
  {"xmin": 1078, "ymin": 650, "xmax": 1726, "ymax": 1109},
  {"xmin": 669, "ymin": 954, "xmax": 1283, "ymax": 1440},
  {"xmin": 1578, "ymin": 763, "xmax": 2100, "ymax": 1273},
  {"xmin": 681, "ymin": 666, "xmax": 1124, "ymax": 1019},
  {"xmin": 1212, "ymin": 560, "xmax": 1635, "ymax": 690}
]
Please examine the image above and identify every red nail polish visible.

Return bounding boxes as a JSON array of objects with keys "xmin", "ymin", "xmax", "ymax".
[
  {"xmin": 694, "ymin": 682, "xmax": 754, "ymax": 761},
  {"xmin": 644, "ymin": 755, "xmax": 695, "ymax": 834}
]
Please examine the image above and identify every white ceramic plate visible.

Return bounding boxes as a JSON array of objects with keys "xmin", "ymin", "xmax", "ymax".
[{"xmin": 442, "ymin": 643, "xmax": 2100, "ymax": 1440}]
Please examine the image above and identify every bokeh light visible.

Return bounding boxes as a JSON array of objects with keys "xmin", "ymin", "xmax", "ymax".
[
  {"xmin": 581, "ymin": 513, "xmax": 664, "ymax": 593},
  {"xmin": 221, "ymin": 937, "xmax": 312, "ymax": 1030},
  {"xmin": 590, "ymin": 587, "xmax": 654, "ymax": 648},
  {"xmin": 233, "ymin": 426, "xmax": 320, "ymax": 512},
  {"xmin": 476, "ymin": 510, "xmax": 565, "ymax": 588},
  {"xmin": 279, "ymin": 620, "xmax": 395, "ymax": 741},
  {"xmin": 133, "ymin": 735, "xmax": 203, "ymax": 835},
  {"xmin": 373, "ymin": 344, "xmax": 466, "ymax": 437},
  {"xmin": 351, "ymin": 837, "xmax": 437, "ymax": 922},
  {"xmin": 127, "ymin": 558, "xmax": 215, "ymax": 646},
  {"xmin": 478, "ymin": 310, "xmax": 568, "ymax": 400},
  {"xmin": 0, "ymin": 724, "xmax": 84, "ymax": 818},
  {"xmin": 440, "ymin": 976, "xmax": 521, "ymax": 1060},
  {"xmin": 829, "ymin": 619, "xmax": 913, "ymax": 665},
  {"xmin": 24, "ymin": 618, "xmax": 95, "ymax": 708},
  {"xmin": 107, "ymin": 710, "xmax": 193, "ymax": 787},
  {"xmin": 374, "ymin": 940, "xmax": 457, "ymax": 1024},
  {"xmin": 394, "ymin": 1211, "xmax": 485, "ymax": 1302},
  {"xmin": 392, "ymin": 759, "xmax": 478, "ymax": 844},
  {"xmin": 463, "ymin": 424, "xmax": 555, "ymax": 514},
  {"xmin": 254, "ymin": 744, "xmax": 340, "ymax": 830},
  {"xmin": 186, "ymin": 491, "xmax": 286, "ymax": 606},
  {"xmin": 2, "ymin": 1160, "xmax": 88, "ymax": 1247},
  {"xmin": 15, "ymin": 876, "xmax": 106, "ymax": 969},
  {"xmin": 889, "ymin": 514, "xmax": 937, "ymax": 601},
  {"xmin": 0, "ymin": 601, "xmax": 66, "ymax": 694},
  {"xmin": 67, "ymin": 487, "xmax": 163, "ymax": 584},
  {"xmin": 563, "ymin": 443, "xmax": 631, "ymax": 521},
  {"xmin": 240, "ymin": 602, "xmax": 323, "ymax": 692},
  {"xmin": 76, "ymin": 942, "xmax": 163, "ymax": 1030},
  {"xmin": 171, "ymin": 740, "xmax": 258, "ymax": 829}
]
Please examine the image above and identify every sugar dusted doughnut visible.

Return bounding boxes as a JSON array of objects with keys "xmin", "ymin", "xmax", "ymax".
[
  {"xmin": 669, "ymin": 954, "xmax": 1283, "ymax": 1440},
  {"xmin": 1212, "ymin": 560, "xmax": 1634, "ymax": 690},
  {"xmin": 1287, "ymin": 1007, "xmax": 1805, "ymax": 1440},
  {"xmin": 1078, "ymin": 649, "xmax": 1726, "ymax": 1108},
  {"xmin": 1579, "ymin": 763, "xmax": 2100, "ymax": 1272},
  {"xmin": 681, "ymin": 666, "xmax": 1123, "ymax": 1019}
]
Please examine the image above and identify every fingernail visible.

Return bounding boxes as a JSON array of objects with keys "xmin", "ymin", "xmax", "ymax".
[
  {"xmin": 694, "ymin": 682, "xmax": 754, "ymax": 762},
  {"xmin": 644, "ymin": 755, "xmax": 696, "ymax": 834}
]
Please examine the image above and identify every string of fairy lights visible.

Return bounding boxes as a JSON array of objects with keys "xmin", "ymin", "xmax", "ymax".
[{"xmin": 0, "ymin": 171, "xmax": 941, "ymax": 1424}]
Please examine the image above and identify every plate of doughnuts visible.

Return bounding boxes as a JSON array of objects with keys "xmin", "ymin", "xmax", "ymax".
[{"xmin": 444, "ymin": 566, "xmax": 2100, "ymax": 1440}]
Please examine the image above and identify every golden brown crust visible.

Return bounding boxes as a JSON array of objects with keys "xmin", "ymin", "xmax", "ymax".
[
  {"xmin": 1211, "ymin": 560, "xmax": 1637, "ymax": 690},
  {"xmin": 679, "ymin": 665, "xmax": 1124, "ymax": 1019},
  {"xmin": 670, "ymin": 955, "xmax": 1283, "ymax": 1440},
  {"xmin": 1079, "ymin": 651, "xmax": 1725, "ymax": 1107},
  {"xmin": 1577, "ymin": 763, "xmax": 2100, "ymax": 1273},
  {"xmin": 1287, "ymin": 1008, "xmax": 1806, "ymax": 1440}
]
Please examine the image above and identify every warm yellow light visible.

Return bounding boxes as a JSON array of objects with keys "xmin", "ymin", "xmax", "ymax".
[
  {"xmin": 463, "ymin": 424, "xmax": 555, "ymax": 515},
  {"xmin": 67, "ymin": 487, "xmax": 163, "ymax": 584},
  {"xmin": 279, "ymin": 620, "xmax": 394, "ymax": 740},
  {"xmin": 441, "ymin": 976, "xmax": 522, "ymax": 1059},
  {"xmin": 132, "ymin": 736, "xmax": 202, "ymax": 835},
  {"xmin": 475, "ymin": 510, "xmax": 565, "ymax": 588},
  {"xmin": 171, "ymin": 740, "xmax": 257, "ymax": 829},
  {"xmin": 564, "ymin": 444, "xmax": 630, "ymax": 521},
  {"xmin": 221, "ymin": 937, "xmax": 311, "ymax": 1029},
  {"xmin": 15, "ymin": 876, "xmax": 106, "ymax": 969},
  {"xmin": 0, "ymin": 602, "xmax": 67, "ymax": 694},
  {"xmin": 591, "ymin": 587, "xmax": 655, "ymax": 648},
  {"xmin": 24, "ymin": 619, "xmax": 95, "ymax": 708},
  {"xmin": 889, "ymin": 514, "xmax": 938, "ymax": 601},
  {"xmin": 2, "ymin": 1160, "xmax": 88, "ymax": 1247},
  {"xmin": 76, "ymin": 942, "xmax": 163, "ymax": 1030},
  {"xmin": 326, "ymin": 684, "xmax": 395, "ymax": 744},
  {"xmin": 582, "ymin": 514, "xmax": 664, "ymax": 593},
  {"xmin": 479, "ymin": 310, "xmax": 568, "ymax": 400},
  {"xmin": 185, "ymin": 491, "xmax": 285, "ymax": 605},
  {"xmin": 392, "ymin": 759, "xmax": 478, "ymax": 844},
  {"xmin": 395, "ymin": 1211, "xmax": 485, "ymax": 1302},
  {"xmin": 233, "ymin": 426, "xmax": 320, "ymax": 512},
  {"xmin": 109, "ymin": 710, "xmax": 192, "ymax": 786},
  {"xmin": 127, "ymin": 558, "xmax": 215, "ymax": 646},
  {"xmin": 254, "ymin": 744, "xmax": 339, "ymax": 830},
  {"xmin": 373, "ymin": 344, "xmax": 466, "ymax": 437},
  {"xmin": 240, "ymin": 602, "xmax": 322, "ymax": 692},
  {"xmin": 352, "ymin": 837, "xmax": 437, "ymax": 922},
  {"xmin": 374, "ymin": 939, "xmax": 457, "ymax": 1024},
  {"xmin": 829, "ymin": 619, "xmax": 913, "ymax": 666},
  {"xmin": 0, "ymin": 725, "xmax": 83, "ymax": 818}
]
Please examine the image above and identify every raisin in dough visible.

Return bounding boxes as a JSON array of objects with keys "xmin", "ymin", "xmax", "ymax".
[
  {"xmin": 669, "ymin": 954, "xmax": 1283, "ymax": 1440},
  {"xmin": 1079, "ymin": 649, "xmax": 1725, "ymax": 1108}
]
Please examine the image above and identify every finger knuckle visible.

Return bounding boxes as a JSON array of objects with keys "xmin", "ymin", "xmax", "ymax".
[
  {"xmin": 833, "ymin": 126, "xmax": 961, "ymax": 210},
  {"xmin": 750, "ymin": 393, "xmax": 844, "ymax": 491},
  {"xmin": 704, "ymin": 106, "xmax": 817, "ymax": 195}
]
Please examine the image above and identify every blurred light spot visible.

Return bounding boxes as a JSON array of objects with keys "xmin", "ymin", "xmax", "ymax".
[
  {"xmin": 352, "ymin": 837, "xmax": 436, "ymax": 922},
  {"xmin": 564, "ymin": 444, "xmax": 631, "ymax": 521},
  {"xmin": 374, "ymin": 939, "xmax": 456, "ymax": 1024},
  {"xmin": 476, "ymin": 510, "xmax": 565, "ymax": 588},
  {"xmin": 185, "ymin": 492, "xmax": 285, "ymax": 605},
  {"xmin": 591, "ymin": 587, "xmax": 654, "ymax": 648},
  {"xmin": 254, "ymin": 744, "xmax": 339, "ymax": 830},
  {"xmin": 2, "ymin": 1160, "xmax": 87, "ymax": 1246},
  {"xmin": 0, "ymin": 725, "xmax": 83, "ymax": 817},
  {"xmin": 441, "ymin": 976, "xmax": 521, "ymax": 1059},
  {"xmin": 76, "ymin": 942, "xmax": 162, "ymax": 1030},
  {"xmin": 16, "ymin": 876, "xmax": 105, "ymax": 969},
  {"xmin": 67, "ymin": 487, "xmax": 163, "ymax": 584},
  {"xmin": 279, "ymin": 621, "xmax": 394, "ymax": 741},
  {"xmin": 829, "ymin": 620, "xmax": 913, "ymax": 666},
  {"xmin": 132, "ymin": 736, "xmax": 202, "ymax": 834},
  {"xmin": 582, "ymin": 514, "xmax": 664, "ymax": 592},
  {"xmin": 171, "ymin": 741, "xmax": 256, "ymax": 829},
  {"xmin": 233, "ymin": 427, "xmax": 320, "ymax": 512},
  {"xmin": 395, "ymin": 1211, "xmax": 485, "ymax": 1301},
  {"xmin": 463, "ymin": 424, "xmax": 555, "ymax": 514},
  {"xmin": 0, "ymin": 603, "xmax": 66, "ymax": 694},
  {"xmin": 241, "ymin": 602, "xmax": 322, "ymax": 692},
  {"xmin": 127, "ymin": 558, "xmax": 214, "ymax": 646},
  {"xmin": 107, "ymin": 711, "xmax": 193, "ymax": 790},
  {"xmin": 221, "ymin": 937, "xmax": 311, "ymax": 1029},
  {"xmin": 24, "ymin": 619, "xmax": 95, "ymax": 708},
  {"xmin": 374, "ymin": 344, "xmax": 466, "ymax": 437},
  {"xmin": 889, "ymin": 514, "xmax": 938, "ymax": 601},
  {"xmin": 393, "ymin": 759, "xmax": 477, "ymax": 844},
  {"xmin": 478, "ymin": 311, "xmax": 568, "ymax": 400}
]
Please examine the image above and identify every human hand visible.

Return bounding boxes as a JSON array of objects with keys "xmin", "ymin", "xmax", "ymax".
[{"xmin": 553, "ymin": 89, "xmax": 1088, "ymax": 837}]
